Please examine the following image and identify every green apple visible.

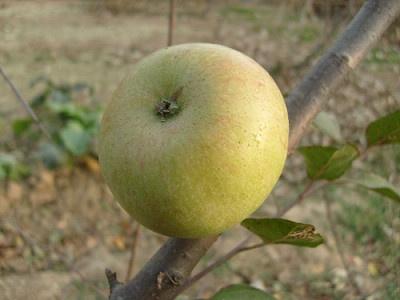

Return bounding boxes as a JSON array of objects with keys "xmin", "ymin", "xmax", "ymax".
[{"xmin": 98, "ymin": 43, "xmax": 288, "ymax": 238}]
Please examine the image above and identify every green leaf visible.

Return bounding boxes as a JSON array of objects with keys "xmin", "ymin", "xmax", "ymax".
[
  {"xmin": 0, "ymin": 153, "xmax": 29, "ymax": 181},
  {"xmin": 241, "ymin": 218, "xmax": 324, "ymax": 248},
  {"xmin": 298, "ymin": 144, "xmax": 359, "ymax": 180},
  {"xmin": 211, "ymin": 284, "xmax": 275, "ymax": 300},
  {"xmin": 366, "ymin": 110, "xmax": 400, "ymax": 146},
  {"xmin": 47, "ymin": 101, "xmax": 81, "ymax": 117},
  {"xmin": 314, "ymin": 111, "xmax": 342, "ymax": 142},
  {"xmin": 82, "ymin": 109, "xmax": 102, "ymax": 132},
  {"xmin": 37, "ymin": 143, "xmax": 67, "ymax": 169},
  {"xmin": 12, "ymin": 119, "xmax": 32, "ymax": 136},
  {"xmin": 59, "ymin": 121, "xmax": 91, "ymax": 156},
  {"xmin": 353, "ymin": 173, "xmax": 400, "ymax": 204}
]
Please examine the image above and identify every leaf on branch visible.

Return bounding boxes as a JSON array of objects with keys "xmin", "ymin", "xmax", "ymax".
[
  {"xmin": 366, "ymin": 110, "xmax": 400, "ymax": 146},
  {"xmin": 241, "ymin": 218, "xmax": 324, "ymax": 248},
  {"xmin": 313, "ymin": 111, "xmax": 343, "ymax": 142},
  {"xmin": 211, "ymin": 284, "xmax": 275, "ymax": 300},
  {"xmin": 298, "ymin": 144, "xmax": 359, "ymax": 180},
  {"xmin": 353, "ymin": 173, "xmax": 400, "ymax": 204}
]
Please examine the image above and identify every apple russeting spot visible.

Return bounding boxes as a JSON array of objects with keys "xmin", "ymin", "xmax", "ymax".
[{"xmin": 98, "ymin": 43, "xmax": 289, "ymax": 238}]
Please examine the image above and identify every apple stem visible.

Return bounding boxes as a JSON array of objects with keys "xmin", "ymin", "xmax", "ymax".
[{"xmin": 155, "ymin": 87, "xmax": 183, "ymax": 121}]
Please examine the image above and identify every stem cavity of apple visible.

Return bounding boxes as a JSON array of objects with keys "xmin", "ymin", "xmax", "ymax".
[{"xmin": 155, "ymin": 87, "xmax": 183, "ymax": 121}]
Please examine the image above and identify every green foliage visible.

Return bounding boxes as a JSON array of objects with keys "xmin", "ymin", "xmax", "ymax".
[
  {"xmin": 384, "ymin": 282, "xmax": 400, "ymax": 299},
  {"xmin": 12, "ymin": 76, "xmax": 101, "ymax": 170},
  {"xmin": 298, "ymin": 26, "xmax": 319, "ymax": 43},
  {"xmin": 0, "ymin": 153, "xmax": 30, "ymax": 181},
  {"xmin": 367, "ymin": 47, "xmax": 400, "ymax": 65},
  {"xmin": 366, "ymin": 110, "xmax": 400, "ymax": 147},
  {"xmin": 12, "ymin": 118, "xmax": 32, "ymax": 137},
  {"xmin": 211, "ymin": 284, "xmax": 275, "ymax": 300},
  {"xmin": 302, "ymin": 110, "xmax": 400, "ymax": 205},
  {"xmin": 353, "ymin": 173, "xmax": 400, "ymax": 204},
  {"xmin": 60, "ymin": 121, "xmax": 92, "ymax": 156},
  {"xmin": 1, "ymin": 76, "xmax": 101, "ymax": 181},
  {"xmin": 298, "ymin": 144, "xmax": 359, "ymax": 180},
  {"xmin": 241, "ymin": 218, "xmax": 324, "ymax": 248},
  {"xmin": 337, "ymin": 186, "xmax": 399, "ymax": 245},
  {"xmin": 37, "ymin": 143, "xmax": 67, "ymax": 170}
]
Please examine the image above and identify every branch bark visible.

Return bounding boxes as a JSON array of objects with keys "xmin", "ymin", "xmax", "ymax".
[
  {"xmin": 287, "ymin": 0, "xmax": 400, "ymax": 151},
  {"xmin": 108, "ymin": 1, "xmax": 400, "ymax": 299},
  {"xmin": 108, "ymin": 237, "xmax": 217, "ymax": 300}
]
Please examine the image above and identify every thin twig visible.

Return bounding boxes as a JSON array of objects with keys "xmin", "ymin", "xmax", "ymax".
[
  {"xmin": 277, "ymin": 180, "xmax": 316, "ymax": 217},
  {"xmin": 176, "ymin": 237, "xmax": 253, "ymax": 293},
  {"xmin": 167, "ymin": 0, "xmax": 176, "ymax": 46},
  {"xmin": 125, "ymin": 223, "xmax": 141, "ymax": 281},
  {"xmin": 325, "ymin": 198, "xmax": 363, "ymax": 296},
  {"xmin": 0, "ymin": 66, "xmax": 51, "ymax": 139}
]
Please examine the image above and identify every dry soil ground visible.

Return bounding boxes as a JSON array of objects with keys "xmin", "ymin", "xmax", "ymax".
[{"xmin": 0, "ymin": 1, "xmax": 399, "ymax": 299}]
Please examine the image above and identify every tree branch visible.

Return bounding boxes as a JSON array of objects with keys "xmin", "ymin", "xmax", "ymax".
[
  {"xmin": 287, "ymin": 0, "xmax": 400, "ymax": 151},
  {"xmin": 109, "ymin": 236, "xmax": 217, "ymax": 300},
  {"xmin": 175, "ymin": 237, "xmax": 252, "ymax": 294},
  {"xmin": 108, "ymin": 1, "xmax": 400, "ymax": 299}
]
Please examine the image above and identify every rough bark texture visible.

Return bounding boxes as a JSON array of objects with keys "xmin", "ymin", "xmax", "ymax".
[
  {"xmin": 109, "ymin": 237, "xmax": 217, "ymax": 300},
  {"xmin": 108, "ymin": 1, "xmax": 400, "ymax": 299}
]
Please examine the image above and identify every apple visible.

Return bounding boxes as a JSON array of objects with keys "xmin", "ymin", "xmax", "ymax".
[{"xmin": 98, "ymin": 43, "xmax": 288, "ymax": 238}]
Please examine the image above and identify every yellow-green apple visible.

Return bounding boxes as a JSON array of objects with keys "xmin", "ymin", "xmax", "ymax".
[{"xmin": 98, "ymin": 43, "xmax": 288, "ymax": 238}]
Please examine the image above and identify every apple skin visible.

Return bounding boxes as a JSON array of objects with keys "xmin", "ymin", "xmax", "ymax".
[{"xmin": 98, "ymin": 43, "xmax": 288, "ymax": 238}]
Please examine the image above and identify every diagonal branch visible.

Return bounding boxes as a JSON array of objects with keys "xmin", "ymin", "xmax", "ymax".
[
  {"xmin": 108, "ymin": 237, "xmax": 217, "ymax": 300},
  {"xmin": 0, "ymin": 66, "xmax": 51, "ymax": 139},
  {"xmin": 286, "ymin": 0, "xmax": 400, "ymax": 151},
  {"xmin": 108, "ymin": 1, "xmax": 400, "ymax": 299}
]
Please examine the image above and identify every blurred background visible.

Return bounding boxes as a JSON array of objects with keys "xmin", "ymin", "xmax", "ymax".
[{"xmin": 0, "ymin": 1, "xmax": 399, "ymax": 299}]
